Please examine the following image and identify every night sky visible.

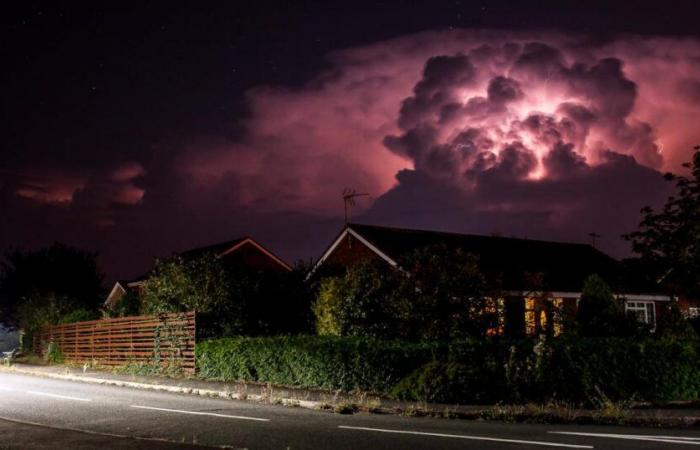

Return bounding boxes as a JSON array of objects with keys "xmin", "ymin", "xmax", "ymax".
[{"xmin": 3, "ymin": 1, "xmax": 700, "ymax": 284}]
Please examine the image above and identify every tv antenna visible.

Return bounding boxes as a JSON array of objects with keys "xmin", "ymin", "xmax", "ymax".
[
  {"xmin": 588, "ymin": 232, "xmax": 601, "ymax": 248},
  {"xmin": 342, "ymin": 188, "xmax": 369, "ymax": 224}
]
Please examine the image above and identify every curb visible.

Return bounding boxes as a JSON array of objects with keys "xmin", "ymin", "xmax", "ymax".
[
  {"xmin": 0, "ymin": 365, "xmax": 325, "ymax": 410},
  {"xmin": 3, "ymin": 365, "xmax": 700, "ymax": 428}
]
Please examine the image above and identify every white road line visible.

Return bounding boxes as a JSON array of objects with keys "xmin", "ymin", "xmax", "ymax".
[
  {"xmin": 550, "ymin": 431, "xmax": 700, "ymax": 446},
  {"xmin": 26, "ymin": 391, "xmax": 92, "ymax": 402},
  {"xmin": 338, "ymin": 425, "xmax": 594, "ymax": 448},
  {"xmin": 130, "ymin": 405, "xmax": 270, "ymax": 422}
]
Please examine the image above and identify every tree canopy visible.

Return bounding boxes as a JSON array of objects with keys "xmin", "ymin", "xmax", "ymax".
[
  {"xmin": 625, "ymin": 146, "xmax": 700, "ymax": 299},
  {"xmin": 0, "ymin": 243, "xmax": 104, "ymax": 335},
  {"xmin": 313, "ymin": 245, "xmax": 498, "ymax": 341}
]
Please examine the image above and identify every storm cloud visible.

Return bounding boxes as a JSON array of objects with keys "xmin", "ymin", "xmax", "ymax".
[{"xmin": 4, "ymin": 29, "xmax": 700, "ymax": 279}]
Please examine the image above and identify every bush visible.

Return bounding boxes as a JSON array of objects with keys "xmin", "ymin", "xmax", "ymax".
[
  {"xmin": 312, "ymin": 247, "xmax": 499, "ymax": 341},
  {"xmin": 656, "ymin": 302, "xmax": 698, "ymax": 340},
  {"xmin": 197, "ymin": 335, "xmax": 435, "ymax": 392},
  {"xmin": 391, "ymin": 362, "xmax": 479, "ymax": 404},
  {"xmin": 59, "ymin": 308, "xmax": 98, "ymax": 324},
  {"xmin": 197, "ymin": 335, "xmax": 700, "ymax": 405},
  {"xmin": 43, "ymin": 341, "xmax": 63, "ymax": 364},
  {"xmin": 575, "ymin": 274, "xmax": 641, "ymax": 337}
]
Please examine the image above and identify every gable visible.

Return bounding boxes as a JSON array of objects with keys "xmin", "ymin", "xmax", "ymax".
[
  {"xmin": 313, "ymin": 224, "xmax": 666, "ymax": 295},
  {"xmin": 220, "ymin": 239, "xmax": 292, "ymax": 272}
]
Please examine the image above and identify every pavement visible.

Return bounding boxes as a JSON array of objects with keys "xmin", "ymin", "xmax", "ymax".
[{"xmin": 2, "ymin": 371, "xmax": 700, "ymax": 449}]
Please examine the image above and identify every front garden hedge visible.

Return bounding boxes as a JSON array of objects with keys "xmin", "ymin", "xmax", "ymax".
[{"xmin": 196, "ymin": 335, "xmax": 700, "ymax": 404}]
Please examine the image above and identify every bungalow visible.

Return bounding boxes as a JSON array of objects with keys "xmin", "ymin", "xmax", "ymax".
[
  {"xmin": 310, "ymin": 223, "xmax": 672, "ymax": 336},
  {"xmin": 104, "ymin": 236, "xmax": 292, "ymax": 309}
]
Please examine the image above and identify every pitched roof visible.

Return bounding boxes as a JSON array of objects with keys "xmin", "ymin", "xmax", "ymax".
[
  {"xmin": 321, "ymin": 223, "xmax": 664, "ymax": 295},
  {"xmin": 130, "ymin": 236, "xmax": 291, "ymax": 283},
  {"xmin": 178, "ymin": 237, "xmax": 249, "ymax": 260}
]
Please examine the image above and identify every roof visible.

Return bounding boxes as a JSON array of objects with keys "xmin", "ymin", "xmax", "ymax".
[
  {"xmin": 178, "ymin": 237, "xmax": 248, "ymax": 260},
  {"xmin": 316, "ymin": 223, "xmax": 666, "ymax": 295},
  {"xmin": 130, "ymin": 236, "xmax": 292, "ymax": 283}
]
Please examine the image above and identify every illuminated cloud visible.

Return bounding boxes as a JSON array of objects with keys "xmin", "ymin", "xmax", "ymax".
[
  {"xmin": 111, "ymin": 162, "xmax": 146, "ymax": 182},
  {"xmin": 15, "ymin": 171, "xmax": 86, "ymax": 205},
  {"xmin": 176, "ymin": 30, "xmax": 700, "ymax": 219},
  {"xmin": 13, "ymin": 161, "xmax": 146, "ymax": 224}
]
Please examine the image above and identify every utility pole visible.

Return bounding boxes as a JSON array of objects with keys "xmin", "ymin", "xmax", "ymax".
[
  {"xmin": 342, "ymin": 188, "xmax": 369, "ymax": 224},
  {"xmin": 588, "ymin": 232, "xmax": 601, "ymax": 248}
]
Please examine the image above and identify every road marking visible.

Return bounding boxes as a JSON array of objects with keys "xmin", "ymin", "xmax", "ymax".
[
  {"xmin": 130, "ymin": 405, "xmax": 270, "ymax": 422},
  {"xmin": 550, "ymin": 432, "xmax": 700, "ymax": 446},
  {"xmin": 26, "ymin": 391, "xmax": 92, "ymax": 402},
  {"xmin": 338, "ymin": 425, "xmax": 593, "ymax": 448}
]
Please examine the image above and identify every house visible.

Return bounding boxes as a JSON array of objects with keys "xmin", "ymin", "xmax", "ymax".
[
  {"xmin": 104, "ymin": 236, "xmax": 292, "ymax": 309},
  {"xmin": 310, "ymin": 223, "xmax": 672, "ymax": 336}
]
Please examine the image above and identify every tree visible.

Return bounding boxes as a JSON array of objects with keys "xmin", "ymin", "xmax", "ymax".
[
  {"xmin": 625, "ymin": 146, "xmax": 700, "ymax": 299},
  {"xmin": 139, "ymin": 254, "xmax": 312, "ymax": 336},
  {"xmin": 313, "ymin": 261, "xmax": 410, "ymax": 339},
  {"xmin": 0, "ymin": 243, "xmax": 104, "ymax": 343},
  {"xmin": 575, "ymin": 274, "xmax": 639, "ymax": 337},
  {"xmin": 656, "ymin": 302, "xmax": 698, "ymax": 340},
  {"xmin": 139, "ymin": 254, "xmax": 242, "ymax": 334},
  {"xmin": 312, "ymin": 245, "xmax": 496, "ymax": 341},
  {"xmin": 398, "ymin": 245, "xmax": 495, "ymax": 340}
]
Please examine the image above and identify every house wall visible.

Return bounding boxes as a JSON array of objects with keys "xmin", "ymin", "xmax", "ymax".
[
  {"xmin": 322, "ymin": 232, "xmax": 384, "ymax": 270},
  {"xmin": 223, "ymin": 241, "xmax": 290, "ymax": 272}
]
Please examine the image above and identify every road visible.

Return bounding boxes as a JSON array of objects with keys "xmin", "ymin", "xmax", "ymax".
[{"xmin": 1, "ymin": 372, "xmax": 700, "ymax": 449}]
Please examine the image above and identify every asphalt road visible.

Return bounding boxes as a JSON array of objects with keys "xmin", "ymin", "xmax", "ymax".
[{"xmin": 2, "ymin": 372, "xmax": 700, "ymax": 449}]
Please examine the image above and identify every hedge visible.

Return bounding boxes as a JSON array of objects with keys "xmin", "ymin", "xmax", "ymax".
[
  {"xmin": 196, "ymin": 336, "xmax": 436, "ymax": 392},
  {"xmin": 196, "ymin": 335, "xmax": 700, "ymax": 404}
]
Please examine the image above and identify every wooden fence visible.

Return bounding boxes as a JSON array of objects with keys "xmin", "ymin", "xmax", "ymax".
[{"xmin": 34, "ymin": 311, "xmax": 196, "ymax": 373}]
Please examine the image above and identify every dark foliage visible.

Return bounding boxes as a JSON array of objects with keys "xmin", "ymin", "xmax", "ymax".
[
  {"xmin": 575, "ymin": 274, "xmax": 642, "ymax": 337},
  {"xmin": 625, "ymin": 146, "xmax": 700, "ymax": 299},
  {"xmin": 0, "ymin": 243, "xmax": 103, "ymax": 334},
  {"xmin": 197, "ymin": 335, "xmax": 700, "ymax": 405},
  {"xmin": 313, "ymin": 245, "xmax": 500, "ymax": 341}
]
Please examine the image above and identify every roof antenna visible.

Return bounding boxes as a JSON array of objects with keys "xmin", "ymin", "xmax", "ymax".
[
  {"xmin": 588, "ymin": 232, "xmax": 601, "ymax": 248},
  {"xmin": 342, "ymin": 188, "xmax": 369, "ymax": 224}
]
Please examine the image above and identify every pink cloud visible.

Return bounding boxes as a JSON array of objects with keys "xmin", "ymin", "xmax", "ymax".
[
  {"xmin": 111, "ymin": 162, "xmax": 146, "ymax": 182},
  {"xmin": 15, "ymin": 171, "xmax": 86, "ymax": 204},
  {"xmin": 174, "ymin": 30, "xmax": 700, "ymax": 217}
]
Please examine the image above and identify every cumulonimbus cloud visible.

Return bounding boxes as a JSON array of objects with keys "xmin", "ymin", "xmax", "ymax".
[{"xmin": 175, "ymin": 30, "xmax": 700, "ymax": 219}]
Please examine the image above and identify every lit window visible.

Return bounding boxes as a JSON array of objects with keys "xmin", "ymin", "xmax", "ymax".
[
  {"xmin": 525, "ymin": 297, "xmax": 536, "ymax": 335},
  {"xmin": 625, "ymin": 301, "xmax": 656, "ymax": 329}
]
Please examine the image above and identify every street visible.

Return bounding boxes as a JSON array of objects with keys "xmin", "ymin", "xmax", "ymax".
[{"xmin": 1, "ymin": 372, "xmax": 700, "ymax": 449}]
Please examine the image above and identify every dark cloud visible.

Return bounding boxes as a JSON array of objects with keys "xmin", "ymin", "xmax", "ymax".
[
  {"xmin": 361, "ymin": 150, "xmax": 673, "ymax": 257},
  {"xmin": 487, "ymin": 76, "xmax": 524, "ymax": 104}
]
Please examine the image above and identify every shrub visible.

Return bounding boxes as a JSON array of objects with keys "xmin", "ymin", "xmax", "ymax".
[
  {"xmin": 43, "ymin": 341, "xmax": 63, "ymax": 364},
  {"xmin": 312, "ymin": 246, "xmax": 500, "ymax": 341},
  {"xmin": 59, "ymin": 308, "xmax": 98, "ymax": 324},
  {"xmin": 197, "ymin": 335, "xmax": 700, "ymax": 405},
  {"xmin": 656, "ymin": 302, "xmax": 698, "ymax": 340},
  {"xmin": 197, "ymin": 335, "xmax": 434, "ymax": 392},
  {"xmin": 391, "ymin": 362, "xmax": 479, "ymax": 403},
  {"xmin": 575, "ymin": 274, "xmax": 640, "ymax": 337},
  {"xmin": 105, "ymin": 290, "xmax": 140, "ymax": 318}
]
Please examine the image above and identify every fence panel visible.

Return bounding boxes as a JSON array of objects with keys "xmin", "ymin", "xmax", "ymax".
[{"xmin": 33, "ymin": 311, "xmax": 196, "ymax": 373}]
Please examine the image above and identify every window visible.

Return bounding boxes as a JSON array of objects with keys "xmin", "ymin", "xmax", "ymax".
[
  {"xmin": 688, "ymin": 307, "xmax": 700, "ymax": 319},
  {"xmin": 524, "ymin": 297, "xmax": 564, "ymax": 336},
  {"xmin": 525, "ymin": 297, "xmax": 537, "ymax": 335},
  {"xmin": 625, "ymin": 301, "xmax": 656, "ymax": 329}
]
